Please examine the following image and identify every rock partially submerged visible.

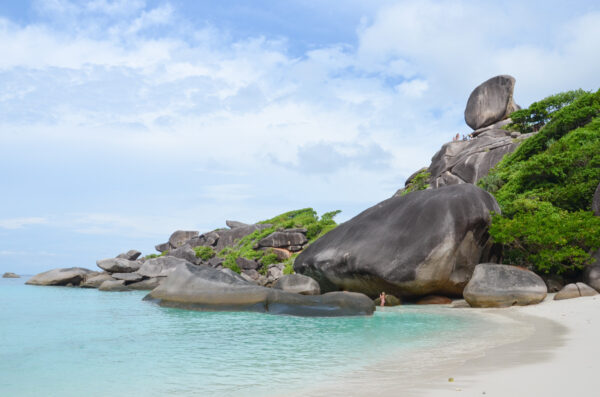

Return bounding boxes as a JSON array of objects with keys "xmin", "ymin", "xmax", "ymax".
[
  {"xmin": 81, "ymin": 273, "xmax": 115, "ymax": 288},
  {"xmin": 554, "ymin": 283, "xmax": 598, "ymax": 300},
  {"xmin": 295, "ymin": 184, "xmax": 500, "ymax": 297},
  {"xmin": 2, "ymin": 272, "xmax": 19, "ymax": 278},
  {"xmin": 145, "ymin": 263, "xmax": 374, "ymax": 317},
  {"xmin": 463, "ymin": 264, "xmax": 547, "ymax": 307},
  {"xmin": 99, "ymin": 280, "xmax": 130, "ymax": 292},
  {"xmin": 26, "ymin": 267, "xmax": 95, "ymax": 286},
  {"xmin": 128, "ymin": 277, "xmax": 162, "ymax": 290},
  {"xmin": 272, "ymin": 274, "xmax": 321, "ymax": 295},
  {"xmin": 465, "ymin": 75, "xmax": 519, "ymax": 130}
]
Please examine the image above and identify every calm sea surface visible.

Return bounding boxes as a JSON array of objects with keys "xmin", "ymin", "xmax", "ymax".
[{"xmin": 1, "ymin": 277, "xmax": 485, "ymax": 396}]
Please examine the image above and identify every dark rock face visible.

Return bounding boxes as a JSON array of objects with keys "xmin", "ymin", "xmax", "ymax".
[
  {"xmin": 166, "ymin": 246, "xmax": 201, "ymax": 265},
  {"xmin": 188, "ymin": 231, "xmax": 220, "ymax": 248},
  {"xmin": 463, "ymin": 264, "xmax": 547, "ymax": 307},
  {"xmin": 155, "ymin": 242, "xmax": 170, "ymax": 253},
  {"xmin": 428, "ymin": 133, "xmax": 523, "ymax": 188},
  {"xmin": 236, "ymin": 257, "xmax": 260, "ymax": 270},
  {"xmin": 98, "ymin": 279, "xmax": 130, "ymax": 291},
  {"xmin": 593, "ymin": 183, "xmax": 600, "ymax": 216},
  {"xmin": 416, "ymin": 295, "xmax": 453, "ymax": 305},
  {"xmin": 145, "ymin": 263, "xmax": 375, "ymax": 317},
  {"xmin": 128, "ymin": 278, "xmax": 161, "ymax": 290},
  {"xmin": 2, "ymin": 272, "xmax": 19, "ymax": 278},
  {"xmin": 112, "ymin": 273, "xmax": 144, "ymax": 282},
  {"xmin": 554, "ymin": 283, "xmax": 598, "ymax": 300},
  {"xmin": 272, "ymin": 274, "xmax": 321, "ymax": 295},
  {"xmin": 258, "ymin": 231, "xmax": 308, "ymax": 249},
  {"xmin": 169, "ymin": 230, "xmax": 200, "ymax": 249},
  {"xmin": 584, "ymin": 252, "xmax": 600, "ymax": 291},
  {"xmin": 215, "ymin": 224, "xmax": 272, "ymax": 252},
  {"xmin": 26, "ymin": 267, "xmax": 95, "ymax": 286},
  {"xmin": 81, "ymin": 273, "xmax": 115, "ymax": 288},
  {"xmin": 116, "ymin": 250, "xmax": 141, "ymax": 261},
  {"xmin": 464, "ymin": 75, "xmax": 519, "ymax": 130},
  {"xmin": 96, "ymin": 258, "xmax": 141, "ymax": 273},
  {"xmin": 137, "ymin": 257, "xmax": 191, "ymax": 278},
  {"xmin": 295, "ymin": 184, "xmax": 500, "ymax": 297}
]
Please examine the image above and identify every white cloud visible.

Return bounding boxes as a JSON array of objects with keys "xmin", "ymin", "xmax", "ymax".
[
  {"xmin": 0, "ymin": 217, "xmax": 47, "ymax": 229},
  {"xmin": 396, "ymin": 79, "xmax": 429, "ymax": 98}
]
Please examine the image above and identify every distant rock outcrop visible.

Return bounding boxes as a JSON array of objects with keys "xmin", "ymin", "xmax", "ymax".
[
  {"xmin": 463, "ymin": 264, "xmax": 547, "ymax": 307},
  {"xmin": 96, "ymin": 258, "xmax": 141, "ymax": 273},
  {"xmin": 295, "ymin": 184, "xmax": 500, "ymax": 297},
  {"xmin": 145, "ymin": 262, "xmax": 375, "ymax": 317},
  {"xmin": 2, "ymin": 272, "xmax": 19, "ymax": 278},
  {"xmin": 464, "ymin": 75, "xmax": 520, "ymax": 130},
  {"xmin": 116, "ymin": 250, "xmax": 142, "ymax": 261},
  {"xmin": 26, "ymin": 267, "xmax": 95, "ymax": 286}
]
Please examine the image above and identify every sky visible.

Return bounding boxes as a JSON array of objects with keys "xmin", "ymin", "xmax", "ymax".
[{"xmin": 1, "ymin": 0, "xmax": 599, "ymax": 274}]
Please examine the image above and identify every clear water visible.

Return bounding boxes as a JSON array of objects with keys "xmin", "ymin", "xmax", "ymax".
[{"xmin": 1, "ymin": 277, "xmax": 484, "ymax": 397}]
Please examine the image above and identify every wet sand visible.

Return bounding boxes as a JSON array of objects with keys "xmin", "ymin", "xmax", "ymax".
[{"xmin": 296, "ymin": 294, "xmax": 599, "ymax": 397}]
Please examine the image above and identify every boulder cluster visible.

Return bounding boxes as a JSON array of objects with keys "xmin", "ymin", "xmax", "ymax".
[{"xmin": 25, "ymin": 75, "xmax": 600, "ymax": 313}]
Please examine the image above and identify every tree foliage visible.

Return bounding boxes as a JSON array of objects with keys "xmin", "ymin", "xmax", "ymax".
[{"xmin": 478, "ymin": 89, "xmax": 600, "ymax": 276}]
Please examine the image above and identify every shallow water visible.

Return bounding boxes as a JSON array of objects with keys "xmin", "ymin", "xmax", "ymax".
[{"xmin": 1, "ymin": 277, "xmax": 492, "ymax": 397}]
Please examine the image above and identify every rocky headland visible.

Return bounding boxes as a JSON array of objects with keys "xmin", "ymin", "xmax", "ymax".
[{"xmin": 26, "ymin": 75, "xmax": 600, "ymax": 315}]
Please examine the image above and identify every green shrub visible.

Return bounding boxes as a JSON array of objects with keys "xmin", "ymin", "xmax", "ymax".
[
  {"xmin": 144, "ymin": 253, "xmax": 159, "ymax": 259},
  {"xmin": 507, "ymin": 89, "xmax": 587, "ymax": 134},
  {"xmin": 210, "ymin": 208, "xmax": 341, "ymax": 274},
  {"xmin": 402, "ymin": 170, "xmax": 431, "ymax": 196},
  {"xmin": 194, "ymin": 246, "xmax": 215, "ymax": 261},
  {"xmin": 479, "ymin": 89, "xmax": 600, "ymax": 277},
  {"xmin": 489, "ymin": 200, "xmax": 600, "ymax": 275}
]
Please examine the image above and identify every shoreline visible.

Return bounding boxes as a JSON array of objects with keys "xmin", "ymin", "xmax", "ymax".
[
  {"xmin": 420, "ymin": 294, "xmax": 600, "ymax": 396},
  {"xmin": 294, "ymin": 294, "xmax": 598, "ymax": 397}
]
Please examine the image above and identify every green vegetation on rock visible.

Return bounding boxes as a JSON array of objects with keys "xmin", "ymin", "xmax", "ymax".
[
  {"xmin": 402, "ymin": 169, "xmax": 431, "ymax": 196},
  {"xmin": 194, "ymin": 246, "xmax": 215, "ymax": 261},
  {"xmin": 217, "ymin": 208, "xmax": 341, "ymax": 273},
  {"xmin": 479, "ymin": 89, "xmax": 600, "ymax": 277}
]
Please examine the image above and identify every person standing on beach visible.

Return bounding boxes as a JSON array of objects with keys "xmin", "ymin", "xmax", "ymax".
[{"xmin": 379, "ymin": 292, "xmax": 386, "ymax": 306}]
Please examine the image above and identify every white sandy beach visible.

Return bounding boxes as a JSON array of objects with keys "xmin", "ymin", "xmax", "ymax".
[
  {"xmin": 421, "ymin": 294, "xmax": 600, "ymax": 397},
  {"xmin": 296, "ymin": 294, "xmax": 600, "ymax": 397}
]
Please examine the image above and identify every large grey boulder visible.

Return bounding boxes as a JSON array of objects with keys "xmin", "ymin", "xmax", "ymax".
[
  {"xmin": 295, "ymin": 184, "xmax": 500, "ymax": 297},
  {"xmin": 96, "ymin": 258, "xmax": 141, "ymax": 273},
  {"xmin": 98, "ymin": 279, "xmax": 130, "ymax": 291},
  {"xmin": 26, "ymin": 267, "xmax": 95, "ymax": 286},
  {"xmin": 258, "ymin": 231, "xmax": 308, "ymax": 249},
  {"xmin": 116, "ymin": 250, "xmax": 142, "ymax": 261},
  {"xmin": 188, "ymin": 231, "xmax": 220, "ymax": 248},
  {"xmin": 273, "ymin": 274, "xmax": 320, "ymax": 295},
  {"xmin": 427, "ymin": 133, "xmax": 524, "ymax": 188},
  {"xmin": 236, "ymin": 257, "xmax": 260, "ymax": 270},
  {"xmin": 137, "ymin": 256, "xmax": 191, "ymax": 278},
  {"xmin": 2, "ymin": 272, "xmax": 19, "ymax": 278},
  {"xmin": 81, "ymin": 273, "xmax": 115, "ymax": 288},
  {"xmin": 155, "ymin": 242, "xmax": 170, "ymax": 253},
  {"xmin": 463, "ymin": 264, "xmax": 547, "ymax": 307},
  {"xmin": 464, "ymin": 75, "xmax": 519, "ymax": 130},
  {"xmin": 169, "ymin": 230, "xmax": 199, "ymax": 249},
  {"xmin": 584, "ymin": 251, "xmax": 600, "ymax": 291},
  {"xmin": 145, "ymin": 263, "xmax": 375, "ymax": 317},
  {"xmin": 215, "ymin": 224, "xmax": 272, "ymax": 252},
  {"xmin": 554, "ymin": 283, "xmax": 598, "ymax": 300},
  {"xmin": 166, "ymin": 245, "xmax": 201, "ymax": 265},
  {"xmin": 593, "ymin": 183, "xmax": 600, "ymax": 216}
]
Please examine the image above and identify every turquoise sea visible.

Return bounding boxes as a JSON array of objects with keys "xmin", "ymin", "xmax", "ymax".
[{"xmin": 1, "ymin": 277, "xmax": 489, "ymax": 396}]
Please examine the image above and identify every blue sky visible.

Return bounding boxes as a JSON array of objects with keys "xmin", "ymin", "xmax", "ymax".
[{"xmin": 1, "ymin": 0, "xmax": 599, "ymax": 274}]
